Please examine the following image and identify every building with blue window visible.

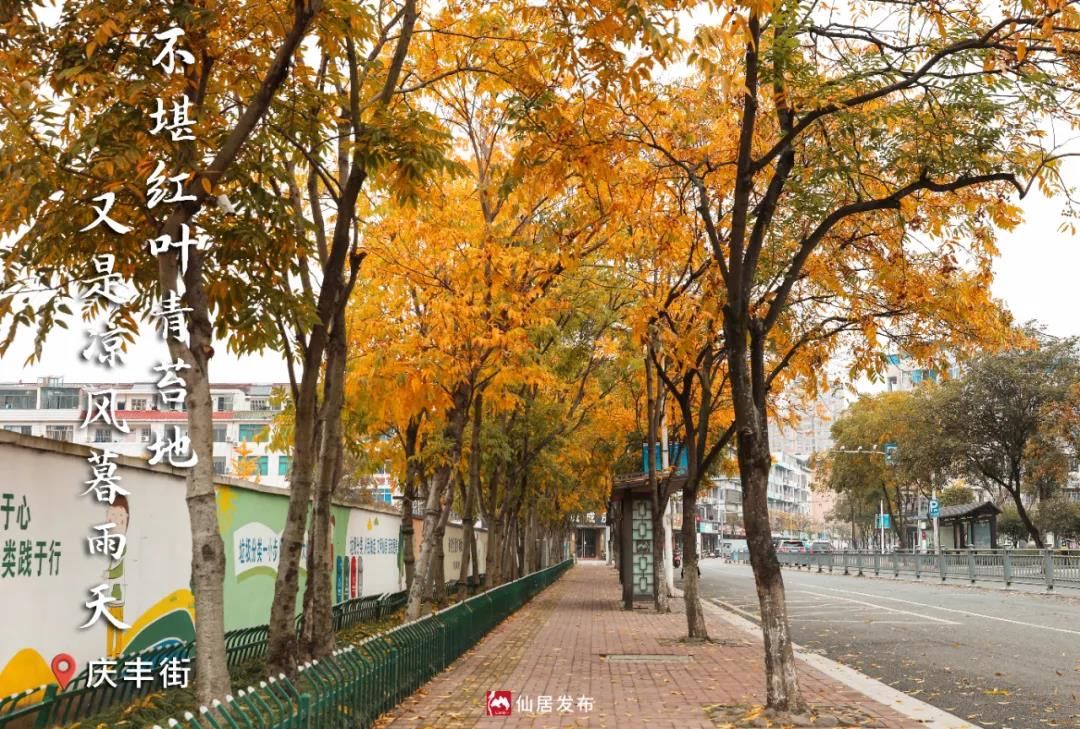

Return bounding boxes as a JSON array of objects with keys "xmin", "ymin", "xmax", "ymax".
[
  {"xmin": 0, "ymin": 377, "xmax": 298, "ymax": 487},
  {"xmin": 883, "ymin": 353, "xmax": 960, "ymax": 392}
]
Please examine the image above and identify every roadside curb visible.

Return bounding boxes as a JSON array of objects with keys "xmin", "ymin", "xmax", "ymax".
[{"xmin": 696, "ymin": 595, "xmax": 981, "ymax": 729}]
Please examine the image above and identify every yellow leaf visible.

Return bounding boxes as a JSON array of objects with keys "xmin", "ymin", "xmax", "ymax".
[
  {"xmin": 1016, "ymin": 41, "xmax": 1028, "ymax": 62},
  {"xmin": 200, "ymin": 177, "xmax": 213, "ymax": 194}
]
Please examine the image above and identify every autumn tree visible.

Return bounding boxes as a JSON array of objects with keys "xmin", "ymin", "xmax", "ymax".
[
  {"xmin": 348, "ymin": 0, "xmax": 665, "ymax": 616},
  {"xmin": 1036, "ymin": 497, "xmax": 1080, "ymax": 545},
  {"xmin": 614, "ymin": 0, "xmax": 1080, "ymax": 712},
  {"xmin": 938, "ymin": 485, "xmax": 975, "ymax": 508},
  {"xmin": 0, "ymin": 0, "xmax": 320, "ymax": 700},
  {"xmin": 937, "ymin": 336, "xmax": 1080, "ymax": 546},
  {"xmin": 997, "ymin": 505, "xmax": 1031, "ymax": 546},
  {"xmin": 626, "ymin": 215, "xmax": 737, "ymax": 634},
  {"xmin": 241, "ymin": 0, "xmax": 455, "ymax": 672},
  {"xmin": 826, "ymin": 389, "xmax": 958, "ymax": 548}
]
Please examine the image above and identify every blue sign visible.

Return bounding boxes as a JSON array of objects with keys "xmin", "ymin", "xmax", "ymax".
[
  {"xmin": 876, "ymin": 513, "xmax": 891, "ymax": 529},
  {"xmin": 928, "ymin": 499, "xmax": 940, "ymax": 519},
  {"xmin": 642, "ymin": 442, "xmax": 688, "ymax": 473}
]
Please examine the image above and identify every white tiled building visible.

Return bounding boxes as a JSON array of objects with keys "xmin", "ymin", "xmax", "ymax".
[
  {"xmin": 0, "ymin": 377, "xmax": 293, "ymax": 487},
  {"xmin": 706, "ymin": 451, "xmax": 813, "ymax": 540},
  {"xmin": 768, "ymin": 388, "xmax": 848, "ymax": 457},
  {"xmin": 882, "ymin": 353, "xmax": 960, "ymax": 392}
]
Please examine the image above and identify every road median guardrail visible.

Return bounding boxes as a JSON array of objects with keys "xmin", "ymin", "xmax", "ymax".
[{"xmin": 776, "ymin": 549, "xmax": 1080, "ymax": 590}]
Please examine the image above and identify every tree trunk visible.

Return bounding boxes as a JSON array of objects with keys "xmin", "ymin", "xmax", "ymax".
[
  {"xmin": 663, "ymin": 502, "xmax": 675, "ymax": 595},
  {"xmin": 301, "ymin": 475, "xmax": 333, "ymax": 658},
  {"xmin": 399, "ymin": 418, "xmax": 421, "ymax": 591},
  {"xmin": 401, "ymin": 507, "xmax": 416, "ymax": 591},
  {"xmin": 652, "ymin": 507, "xmax": 670, "ymax": 613},
  {"xmin": 485, "ymin": 519, "xmax": 501, "ymax": 588},
  {"xmin": 459, "ymin": 481, "xmax": 482, "ymax": 596},
  {"xmin": 406, "ymin": 383, "xmax": 470, "ymax": 619},
  {"xmin": 266, "ymin": 370, "xmax": 318, "ymax": 674},
  {"xmin": 470, "ymin": 520, "xmax": 481, "ymax": 585},
  {"xmin": 507, "ymin": 515, "xmax": 521, "ymax": 581},
  {"xmin": 429, "ymin": 480, "xmax": 454, "ymax": 606},
  {"xmin": 680, "ymin": 481, "xmax": 707, "ymax": 639},
  {"xmin": 459, "ymin": 395, "xmax": 481, "ymax": 598},
  {"xmin": 407, "ymin": 475, "xmax": 444, "ymax": 619},
  {"xmin": 458, "ymin": 519, "xmax": 475, "ymax": 599},
  {"xmin": 726, "ymin": 318, "xmax": 806, "ymax": 713},
  {"xmin": 1009, "ymin": 484, "xmax": 1043, "ymax": 547},
  {"xmin": 882, "ymin": 487, "xmax": 904, "ymax": 550},
  {"xmin": 154, "ymin": 4, "xmax": 322, "ymax": 694},
  {"xmin": 268, "ymin": 0, "xmax": 420, "ymax": 672},
  {"xmin": 181, "ymin": 326, "xmax": 230, "ymax": 702},
  {"xmin": 301, "ymin": 303, "xmax": 348, "ymax": 660},
  {"xmin": 482, "ymin": 460, "xmax": 502, "ymax": 587},
  {"xmin": 266, "ymin": 168, "xmax": 353, "ymax": 676},
  {"xmin": 457, "ymin": 478, "xmax": 475, "ymax": 600},
  {"xmin": 523, "ymin": 500, "xmax": 536, "ymax": 576}
]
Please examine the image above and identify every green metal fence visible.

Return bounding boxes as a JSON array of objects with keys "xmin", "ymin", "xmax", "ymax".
[
  {"xmin": 0, "ymin": 565, "xmax": 566, "ymax": 729},
  {"xmin": 0, "ymin": 587, "xmax": 413, "ymax": 729},
  {"xmin": 154, "ymin": 560, "xmax": 572, "ymax": 729}
]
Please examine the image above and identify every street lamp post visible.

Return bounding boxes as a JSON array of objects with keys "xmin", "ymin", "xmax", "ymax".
[
  {"xmin": 879, "ymin": 499, "xmax": 885, "ymax": 554},
  {"xmin": 932, "ymin": 486, "xmax": 941, "ymax": 556},
  {"xmin": 831, "ymin": 445, "xmax": 891, "ymax": 553}
]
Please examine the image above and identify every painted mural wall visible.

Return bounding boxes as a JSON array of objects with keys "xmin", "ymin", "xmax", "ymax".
[
  {"xmin": 0, "ymin": 433, "xmax": 194, "ymax": 701},
  {"xmin": 0, "ymin": 433, "xmax": 487, "ymax": 701},
  {"xmin": 407, "ymin": 517, "xmax": 489, "ymax": 582}
]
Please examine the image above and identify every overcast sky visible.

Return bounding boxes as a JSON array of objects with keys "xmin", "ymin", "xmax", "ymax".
[
  {"xmin": 1, "ymin": 175, "xmax": 1076, "ymax": 387},
  {"xmin": 0, "ymin": 196, "xmax": 1071, "ymax": 388},
  {"xmin": 991, "ymin": 184, "xmax": 1079, "ymax": 339},
  {"xmin": 1, "ymin": 2, "xmax": 1076, "ymax": 389}
]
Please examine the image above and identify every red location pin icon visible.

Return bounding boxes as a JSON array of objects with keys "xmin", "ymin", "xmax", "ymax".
[{"xmin": 51, "ymin": 654, "xmax": 76, "ymax": 690}]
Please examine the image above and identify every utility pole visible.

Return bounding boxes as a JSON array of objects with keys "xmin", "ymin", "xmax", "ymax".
[
  {"xmin": 879, "ymin": 499, "xmax": 886, "ymax": 554},
  {"xmin": 932, "ymin": 486, "xmax": 941, "ymax": 556},
  {"xmin": 660, "ymin": 417, "xmax": 675, "ymax": 596}
]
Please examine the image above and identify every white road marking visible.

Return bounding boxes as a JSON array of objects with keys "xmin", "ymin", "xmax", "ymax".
[
  {"xmin": 794, "ymin": 589, "xmax": 960, "ymax": 624},
  {"xmin": 794, "ymin": 619, "xmax": 939, "ymax": 624},
  {"xmin": 804, "ymin": 583, "xmax": 1080, "ymax": 637},
  {"xmin": 787, "ymin": 608, "xmax": 880, "ymax": 617},
  {"xmin": 701, "ymin": 598, "xmax": 978, "ymax": 729},
  {"xmin": 732, "ymin": 600, "xmax": 831, "ymax": 610},
  {"xmin": 719, "ymin": 597, "xmax": 946, "ymax": 625}
]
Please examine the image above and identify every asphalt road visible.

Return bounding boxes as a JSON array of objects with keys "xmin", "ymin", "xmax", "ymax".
[{"xmin": 695, "ymin": 561, "xmax": 1080, "ymax": 728}]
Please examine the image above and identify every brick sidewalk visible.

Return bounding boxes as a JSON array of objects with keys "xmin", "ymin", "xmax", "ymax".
[{"xmin": 379, "ymin": 563, "xmax": 925, "ymax": 728}]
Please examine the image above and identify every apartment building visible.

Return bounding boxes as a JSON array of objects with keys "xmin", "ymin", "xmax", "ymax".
[
  {"xmin": 882, "ymin": 353, "xmax": 960, "ymax": 392},
  {"xmin": 707, "ymin": 451, "xmax": 813, "ymax": 540},
  {"xmin": 768, "ymin": 388, "xmax": 848, "ymax": 457},
  {"xmin": 0, "ymin": 377, "xmax": 293, "ymax": 487}
]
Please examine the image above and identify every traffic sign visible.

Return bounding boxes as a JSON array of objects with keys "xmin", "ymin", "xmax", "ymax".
[
  {"xmin": 876, "ymin": 513, "xmax": 891, "ymax": 529},
  {"xmin": 928, "ymin": 499, "xmax": 940, "ymax": 519}
]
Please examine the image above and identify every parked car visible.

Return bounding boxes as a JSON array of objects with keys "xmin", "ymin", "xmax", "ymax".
[
  {"xmin": 721, "ymin": 539, "xmax": 749, "ymax": 561},
  {"xmin": 777, "ymin": 539, "xmax": 808, "ymax": 553},
  {"xmin": 809, "ymin": 541, "xmax": 834, "ymax": 554}
]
